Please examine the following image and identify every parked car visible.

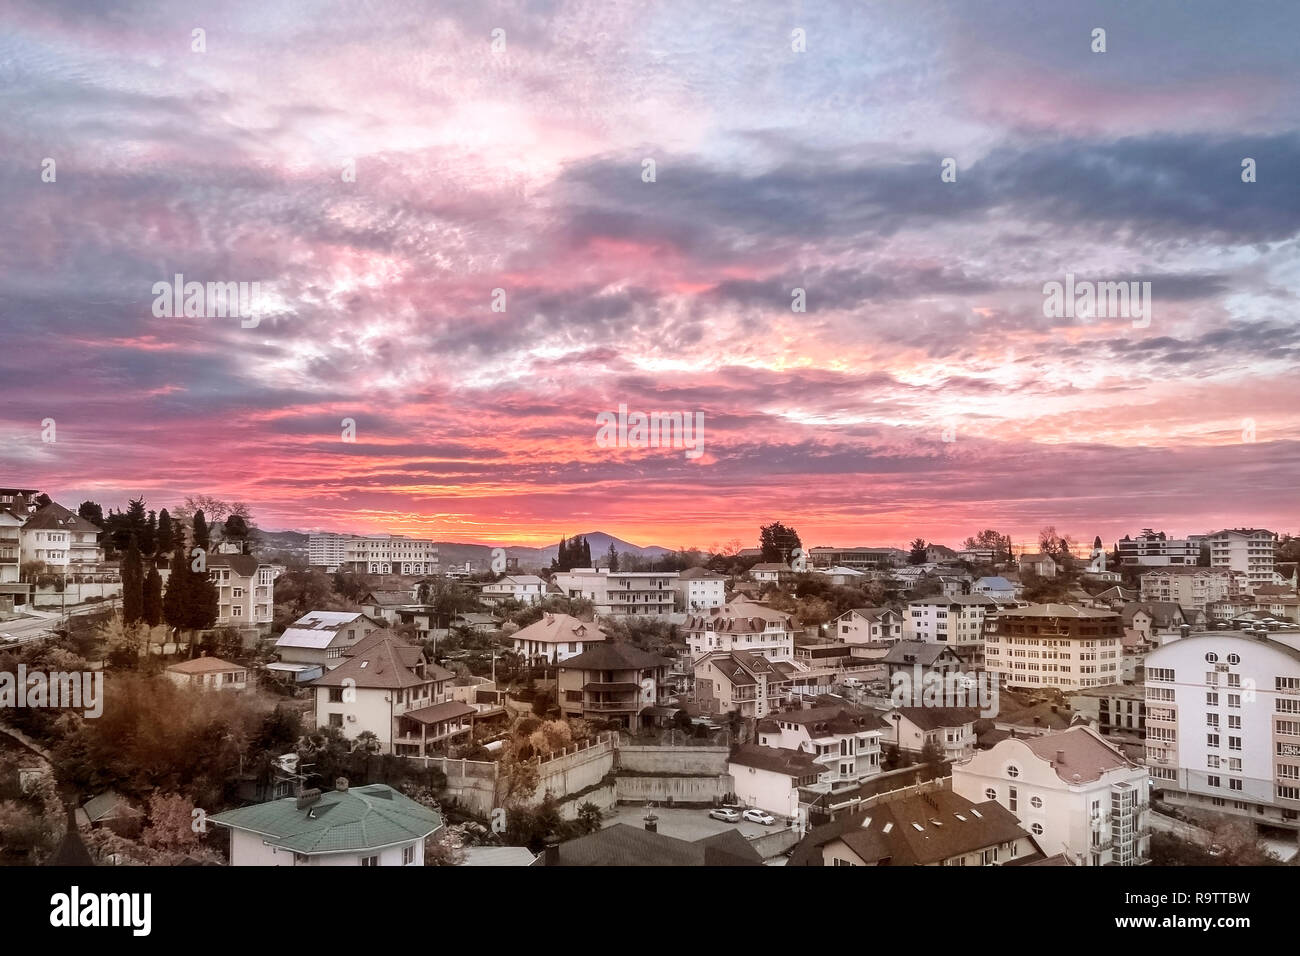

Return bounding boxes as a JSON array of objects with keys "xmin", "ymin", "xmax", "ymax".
[
  {"xmin": 742, "ymin": 809, "xmax": 775, "ymax": 825},
  {"xmin": 708, "ymin": 808, "xmax": 741, "ymax": 823},
  {"xmin": 842, "ymin": 677, "xmax": 863, "ymax": 688},
  {"xmin": 0, "ymin": 633, "xmax": 17, "ymax": 643}
]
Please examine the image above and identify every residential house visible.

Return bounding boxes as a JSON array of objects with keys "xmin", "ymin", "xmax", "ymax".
[
  {"xmin": 788, "ymin": 788, "xmax": 1040, "ymax": 866},
  {"xmin": 815, "ymin": 565, "xmax": 868, "ymax": 587},
  {"xmin": 756, "ymin": 706, "xmax": 886, "ymax": 790},
  {"xmin": 19, "ymin": 501, "xmax": 105, "ymax": 576},
  {"xmin": 1139, "ymin": 566, "xmax": 1243, "ymax": 611},
  {"xmin": 274, "ymin": 611, "xmax": 387, "ymax": 674},
  {"xmin": 674, "ymin": 565, "xmax": 727, "ymax": 611},
  {"xmin": 76, "ymin": 791, "xmax": 144, "ymax": 837},
  {"xmin": 208, "ymin": 553, "xmax": 275, "ymax": 632},
  {"xmin": 480, "ymin": 574, "xmax": 547, "ymax": 606},
  {"xmin": 880, "ymin": 707, "xmax": 979, "ymax": 761},
  {"xmin": 684, "ymin": 599, "xmax": 798, "ymax": 661},
  {"xmin": 729, "ymin": 745, "xmax": 826, "ymax": 818},
  {"xmin": 832, "ymin": 607, "xmax": 903, "ymax": 645},
  {"xmin": 541, "ymin": 823, "xmax": 762, "ymax": 866},
  {"xmin": 311, "ymin": 631, "xmax": 471, "ymax": 755},
  {"xmin": 973, "ymin": 576, "xmax": 1019, "ymax": 603},
  {"xmin": 881, "ymin": 641, "xmax": 967, "ymax": 683},
  {"xmin": 904, "ymin": 594, "xmax": 997, "ymax": 665},
  {"xmin": 952, "ymin": 726, "xmax": 1150, "ymax": 866},
  {"xmin": 510, "ymin": 612, "xmax": 607, "ymax": 664},
  {"xmin": 210, "ymin": 782, "xmax": 442, "ymax": 866},
  {"xmin": 359, "ymin": 588, "xmax": 415, "ymax": 623},
  {"xmin": 749, "ymin": 562, "xmax": 792, "ymax": 585},
  {"xmin": 1019, "ymin": 553, "xmax": 1057, "ymax": 578},
  {"xmin": 556, "ymin": 643, "xmax": 673, "ymax": 729},
  {"xmin": 165, "ymin": 656, "xmax": 248, "ymax": 692},
  {"xmin": 691, "ymin": 649, "xmax": 799, "ymax": 720}
]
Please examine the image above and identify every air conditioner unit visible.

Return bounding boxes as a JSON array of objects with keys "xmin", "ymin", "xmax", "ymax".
[{"xmin": 346, "ymin": 714, "xmax": 357, "ymax": 722}]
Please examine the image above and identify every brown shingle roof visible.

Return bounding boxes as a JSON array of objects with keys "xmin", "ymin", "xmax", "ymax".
[{"xmin": 1021, "ymin": 727, "xmax": 1137, "ymax": 783}]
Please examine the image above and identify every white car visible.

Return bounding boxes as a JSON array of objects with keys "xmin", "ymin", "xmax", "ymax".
[
  {"xmin": 0, "ymin": 633, "xmax": 17, "ymax": 642},
  {"xmin": 708, "ymin": 808, "xmax": 741, "ymax": 823},
  {"xmin": 742, "ymin": 809, "xmax": 775, "ymax": 826}
]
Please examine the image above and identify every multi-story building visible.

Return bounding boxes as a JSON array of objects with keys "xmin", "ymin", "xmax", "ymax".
[
  {"xmin": 729, "ymin": 745, "xmax": 828, "ymax": 818},
  {"xmin": 1206, "ymin": 528, "xmax": 1277, "ymax": 593},
  {"xmin": 904, "ymin": 594, "xmax": 997, "ymax": 665},
  {"xmin": 831, "ymin": 607, "xmax": 903, "ymax": 645},
  {"xmin": 1116, "ymin": 530, "xmax": 1202, "ymax": 567},
  {"xmin": 307, "ymin": 532, "xmax": 352, "ymax": 570},
  {"xmin": 208, "ymin": 553, "xmax": 275, "ymax": 631},
  {"xmin": 756, "ymin": 706, "xmax": 886, "ymax": 790},
  {"xmin": 510, "ymin": 612, "xmax": 606, "ymax": 663},
  {"xmin": 674, "ymin": 565, "xmax": 727, "ymax": 611},
  {"xmin": 552, "ymin": 568, "xmax": 678, "ymax": 617},
  {"xmin": 329, "ymin": 533, "xmax": 439, "ymax": 575},
  {"xmin": 692, "ymin": 649, "xmax": 798, "ymax": 720},
  {"xmin": 953, "ymin": 726, "xmax": 1150, "ymax": 866},
  {"xmin": 480, "ymin": 574, "xmax": 547, "ymax": 605},
  {"xmin": 556, "ymin": 643, "xmax": 672, "ymax": 729},
  {"xmin": 684, "ymin": 599, "xmax": 798, "ymax": 661},
  {"xmin": 19, "ymin": 501, "xmax": 104, "ymax": 574},
  {"xmin": 973, "ymin": 576, "xmax": 1019, "ymax": 603},
  {"xmin": 984, "ymin": 604, "xmax": 1123, "ymax": 690},
  {"xmin": 0, "ymin": 510, "xmax": 23, "ymax": 585},
  {"xmin": 1139, "ymin": 566, "xmax": 1243, "ymax": 611},
  {"xmin": 311, "ymin": 632, "xmax": 471, "ymax": 755},
  {"xmin": 1144, "ymin": 628, "xmax": 1300, "ymax": 830},
  {"xmin": 749, "ymin": 563, "xmax": 791, "ymax": 584},
  {"xmin": 808, "ymin": 546, "xmax": 905, "ymax": 570},
  {"xmin": 1068, "ymin": 684, "xmax": 1147, "ymax": 744},
  {"xmin": 1019, "ymin": 553, "xmax": 1057, "ymax": 578}
]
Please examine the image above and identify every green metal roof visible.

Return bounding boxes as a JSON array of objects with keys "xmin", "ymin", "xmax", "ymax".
[{"xmin": 210, "ymin": 785, "xmax": 442, "ymax": 855}]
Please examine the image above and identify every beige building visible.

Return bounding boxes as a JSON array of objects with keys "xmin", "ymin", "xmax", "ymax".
[
  {"xmin": 165, "ymin": 656, "xmax": 248, "ymax": 692},
  {"xmin": 832, "ymin": 607, "xmax": 903, "ymax": 645},
  {"xmin": 208, "ymin": 553, "xmax": 275, "ymax": 631},
  {"xmin": 1139, "ymin": 566, "xmax": 1243, "ymax": 611},
  {"xmin": 511, "ymin": 612, "xmax": 607, "ymax": 663},
  {"xmin": 684, "ymin": 599, "xmax": 798, "ymax": 661},
  {"xmin": 552, "ymin": 568, "xmax": 678, "ymax": 617},
  {"xmin": 984, "ymin": 604, "xmax": 1122, "ymax": 690},
  {"xmin": 1206, "ymin": 528, "xmax": 1276, "ymax": 593}
]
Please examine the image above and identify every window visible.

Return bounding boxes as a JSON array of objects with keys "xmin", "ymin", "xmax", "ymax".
[
  {"xmin": 985, "ymin": 788, "xmax": 997, "ymax": 801},
  {"xmin": 328, "ymin": 713, "xmax": 343, "ymax": 727},
  {"xmin": 402, "ymin": 845, "xmax": 415, "ymax": 865},
  {"xmin": 1030, "ymin": 796, "xmax": 1043, "ymax": 809},
  {"xmin": 1031, "ymin": 823, "xmax": 1043, "ymax": 835},
  {"xmin": 1007, "ymin": 765, "xmax": 1020, "ymax": 779},
  {"xmin": 360, "ymin": 855, "xmax": 379, "ymax": 866},
  {"xmin": 329, "ymin": 688, "xmax": 344, "ymax": 702},
  {"xmin": 1008, "ymin": 787, "xmax": 1018, "ymax": 812}
]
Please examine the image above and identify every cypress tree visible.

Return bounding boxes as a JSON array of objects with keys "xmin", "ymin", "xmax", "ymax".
[
  {"xmin": 192, "ymin": 510, "xmax": 210, "ymax": 551},
  {"xmin": 163, "ymin": 542, "xmax": 189, "ymax": 635},
  {"xmin": 121, "ymin": 535, "xmax": 144, "ymax": 625},
  {"xmin": 157, "ymin": 509, "xmax": 173, "ymax": 554},
  {"xmin": 143, "ymin": 565, "xmax": 163, "ymax": 627}
]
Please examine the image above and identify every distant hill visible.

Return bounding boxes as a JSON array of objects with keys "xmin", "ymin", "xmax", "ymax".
[{"xmin": 259, "ymin": 529, "xmax": 674, "ymax": 571}]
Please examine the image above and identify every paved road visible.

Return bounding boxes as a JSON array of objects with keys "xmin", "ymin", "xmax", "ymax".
[{"xmin": 0, "ymin": 603, "xmax": 105, "ymax": 646}]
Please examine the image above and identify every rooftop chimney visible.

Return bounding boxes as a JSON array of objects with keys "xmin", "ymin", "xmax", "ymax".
[
  {"xmin": 1056, "ymin": 749, "xmax": 1066, "ymax": 765},
  {"xmin": 644, "ymin": 812, "xmax": 659, "ymax": 833},
  {"xmin": 296, "ymin": 788, "xmax": 322, "ymax": 810},
  {"xmin": 335, "ymin": 776, "xmax": 349, "ymax": 792},
  {"xmin": 1180, "ymin": 624, "xmax": 1191, "ymax": 639},
  {"xmin": 543, "ymin": 840, "xmax": 560, "ymax": 866}
]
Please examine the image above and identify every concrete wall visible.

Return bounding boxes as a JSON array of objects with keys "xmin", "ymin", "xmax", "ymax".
[
  {"xmin": 535, "ymin": 736, "xmax": 616, "ymax": 804},
  {"xmin": 614, "ymin": 774, "xmax": 733, "ymax": 805},
  {"xmin": 616, "ymin": 744, "xmax": 730, "ymax": 775},
  {"xmin": 33, "ymin": 582, "xmax": 121, "ymax": 607},
  {"xmin": 414, "ymin": 756, "xmax": 500, "ymax": 817}
]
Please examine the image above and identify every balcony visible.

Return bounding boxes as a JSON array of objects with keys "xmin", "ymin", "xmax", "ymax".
[{"xmin": 583, "ymin": 698, "xmax": 639, "ymax": 712}]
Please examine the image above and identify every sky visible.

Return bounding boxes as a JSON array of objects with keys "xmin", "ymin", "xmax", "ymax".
[{"xmin": 1, "ymin": 0, "xmax": 1298, "ymax": 552}]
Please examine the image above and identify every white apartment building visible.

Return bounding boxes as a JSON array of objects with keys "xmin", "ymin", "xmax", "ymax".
[
  {"xmin": 307, "ymin": 532, "xmax": 352, "ymax": 570},
  {"xmin": 1206, "ymin": 528, "xmax": 1277, "ymax": 593},
  {"xmin": 674, "ymin": 566, "xmax": 727, "ymax": 611},
  {"xmin": 684, "ymin": 599, "xmax": 798, "ymax": 661},
  {"xmin": 1144, "ymin": 629, "xmax": 1300, "ymax": 830},
  {"xmin": 1139, "ymin": 566, "xmax": 1243, "ymax": 611},
  {"xmin": 904, "ymin": 594, "xmax": 997, "ymax": 665},
  {"xmin": 692, "ymin": 649, "xmax": 797, "ymax": 720},
  {"xmin": 321, "ymin": 533, "xmax": 439, "ymax": 575},
  {"xmin": 756, "ymin": 706, "xmax": 886, "ymax": 790},
  {"xmin": 0, "ymin": 511, "xmax": 23, "ymax": 585},
  {"xmin": 953, "ymin": 726, "xmax": 1150, "ymax": 866},
  {"xmin": 552, "ymin": 568, "xmax": 679, "ymax": 617},
  {"xmin": 1116, "ymin": 530, "xmax": 1201, "ymax": 567},
  {"xmin": 832, "ymin": 607, "xmax": 903, "ymax": 645},
  {"xmin": 480, "ymin": 574, "xmax": 546, "ymax": 605},
  {"xmin": 879, "ymin": 706, "xmax": 979, "ymax": 762},
  {"xmin": 19, "ymin": 502, "xmax": 104, "ymax": 573},
  {"xmin": 984, "ymin": 604, "xmax": 1123, "ymax": 690}
]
